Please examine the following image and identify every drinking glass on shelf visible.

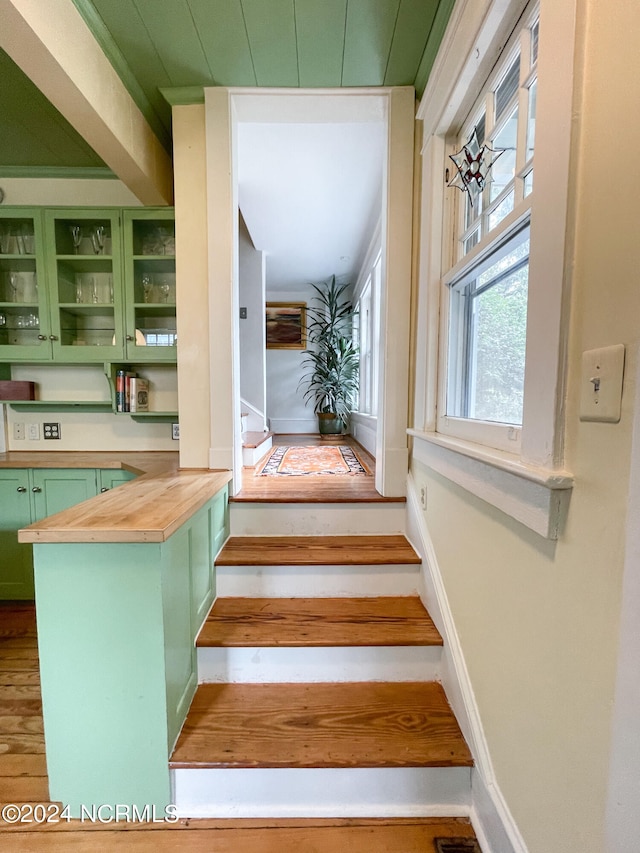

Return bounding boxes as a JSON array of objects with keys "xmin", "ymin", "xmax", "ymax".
[
  {"xmin": 90, "ymin": 276, "xmax": 98, "ymax": 304},
  {"xmin": 159, "ymin": 281, "xmax": 170, "ymax": 303},
  {"xmin": 91, "ymin": 226, "xmax": 106, "ymax": 255},
  {"xmin": 70, "ymin": 225, "xmax": 83, "ymax": 255},
  {"xmin": 8, "ymin": 272, "xmax": 19, "ymax": 302},
  {"xmin": 142, "ymin": 273, "xmax": 154, "ymax": 303},
  {"xmin": 0, "ymin": 311, "xmax": 5, "ymax": 327},
  {"xmin": 75, "ymin": 277, "xmax": 84, "ymax": 304},
  {"xmin": 0, "ymin": 224, "xmax": 9, "ymax": 254},
  {"xmin": 21, "ymin": 224, "xmax": 35, "ymax": 254}
]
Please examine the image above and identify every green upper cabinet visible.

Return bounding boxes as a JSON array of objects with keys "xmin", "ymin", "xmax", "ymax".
[
  {"xmin": 43, "ymin": 208, "xmax": 125, "ymax": 362},
  {"xmin": 0, "ymin": 207, "xmax": 50, "ymax": 361},
  {"xmin": 122, "ymin": 209, "xmax": 176, "ymax": 362},
  {"xmin": 0, "ymin": 206, "xmax": 176, "ymax": 365}
]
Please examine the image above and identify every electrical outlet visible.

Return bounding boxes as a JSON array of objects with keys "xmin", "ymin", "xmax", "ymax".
[
  {"xmin": 13, "ymin": 422, "xmax": 25, "ymax": 441},
  {"xmin": 26, "ymin": 423, "xmax": 40, "ymax": 440},
  {"xmin": 420, "ymin": 486, "xmax": 427, "ymax": 510},
  {"xmin": 43, "ymin": 422, "xmax": 61, "ymax": 440},
  {"xmin": 172, "ymin": 423, "xmax": 180, "ymax": 440}
]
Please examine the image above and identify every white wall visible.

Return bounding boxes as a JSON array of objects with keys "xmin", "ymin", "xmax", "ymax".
[
  {"xmin": 5, "ymin": 363, "xmax": 177, "ymax": 451},
  {"xmin": 239, "ymin": 213, "xmax": 266, "ymax": 430},
  {"xmin": 409, "ymin": 2, "xmax": 640, "ymax": 851},
  {"xmin": 266, "ymin": 288, "xmax": 316, "ymax": 434}
]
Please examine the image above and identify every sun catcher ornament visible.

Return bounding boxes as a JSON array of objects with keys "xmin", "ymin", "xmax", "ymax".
[{"xmin": 448, "ymin": 127, "xmax": 504, "ymax": 207}]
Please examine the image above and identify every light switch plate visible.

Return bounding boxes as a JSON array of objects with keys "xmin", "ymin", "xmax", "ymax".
[{"xmin": 579, "ymin": 344, "xmax": 625, "ymax": 422}]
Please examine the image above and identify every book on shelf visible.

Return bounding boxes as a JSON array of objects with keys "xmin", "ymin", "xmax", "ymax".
[
  {"xmin": 129, "ymin": 377, "xmax": 149, "ymax": 413},
  {"xmin": 116, "ymin": 370, "xmax": 149, "ymax": 413}
]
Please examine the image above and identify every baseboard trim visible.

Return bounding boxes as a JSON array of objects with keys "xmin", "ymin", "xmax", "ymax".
[{"xmin": 406, "ymin": 472, "xmax": 528, "ymax": 853}]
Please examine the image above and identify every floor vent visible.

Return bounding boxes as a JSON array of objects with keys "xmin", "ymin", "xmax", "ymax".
[{"xmin": 435, "ymin": 839, "xmax": 482, "ymax": 853}]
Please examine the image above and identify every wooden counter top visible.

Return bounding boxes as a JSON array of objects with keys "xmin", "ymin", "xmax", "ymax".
[
  {"xmin": 6, "ymin": 452, "xmax": 232, "ymax": 545},
  {"xmin": 0, "ymin": 450, "xmax": 178, "ymax": 475}
]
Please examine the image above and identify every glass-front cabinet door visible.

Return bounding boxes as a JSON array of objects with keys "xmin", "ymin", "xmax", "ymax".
[
  {"xmin": 122, "ymin": 209, "xmax": 176, "ymax": 362},
  {"xmin": 0, "ymin": 208, "xmax": 52, "ymax": 360},
  {"xmin": 43, "ymin": 209, "xmax": 125, "ymax": 361}
]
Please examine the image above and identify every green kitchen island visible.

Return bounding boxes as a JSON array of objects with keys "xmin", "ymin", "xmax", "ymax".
[{"xmin": 16, "ymin": 457, "xmax": 231, "ymax": 818}]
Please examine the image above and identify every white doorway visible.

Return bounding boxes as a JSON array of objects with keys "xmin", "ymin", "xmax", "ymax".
[{"xmin": 204, "ymin": 88, "xmax": 414, "ymax": 497}]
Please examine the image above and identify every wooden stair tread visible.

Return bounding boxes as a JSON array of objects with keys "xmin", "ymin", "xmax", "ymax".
[
  {"xmin": 215, "ymin": 535, "xmax": 420, "ymax": 566},
  {"xmin": 198, "ymin": 596, "xmax": 442, "ymax": 647},
  {"xmin": 170, "ymin": 682, "xmax": 472, "ymax": 769},
  {"xmin": 242, "ymin": 431, "xmax": 274, "ymax": 449}
]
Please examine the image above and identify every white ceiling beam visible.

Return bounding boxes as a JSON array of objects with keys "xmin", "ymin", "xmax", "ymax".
[{"xmin": 0, "ymin": 0, "xmax": 173, "ymax": 204}]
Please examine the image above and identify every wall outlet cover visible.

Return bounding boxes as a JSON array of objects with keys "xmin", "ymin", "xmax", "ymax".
[
  {"xmin": 13, "ymin": 422, "xmax": 25, "ymax": 440},
  {"xmin": 43, "ymin": 422, "xmax": 61, "ymax": 440}
]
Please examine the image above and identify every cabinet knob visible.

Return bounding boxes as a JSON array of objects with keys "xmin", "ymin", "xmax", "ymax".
[
  {"xmin": 100, "ymin": 487, "xmax": 109, "ymax": 492},
  {"xmin": 126, "ymin": 334, "xmax": 134, "ymax": 341},
  {"xmin": 31, "ymin": 486, "xmax": 42, "ymax": 493},
  {"xmin": 49, "ymin": 335, "xmax": 58, "ymax": 341},
  {"xmin": 16, "ymin": 486, "xmax": 27, "ymax": 493},
  {"xmin": 37, "ymin": 334, "xmax": 47, "ymax": 341}
]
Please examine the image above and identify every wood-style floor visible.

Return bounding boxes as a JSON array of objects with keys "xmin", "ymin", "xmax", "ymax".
[
  {"xmin": 233, "ymin": 434, "xmax": 403, "ymax": 503},
  {"xmin": 0, "ymin": 603, "xmax": 479, "ymax": 851}
]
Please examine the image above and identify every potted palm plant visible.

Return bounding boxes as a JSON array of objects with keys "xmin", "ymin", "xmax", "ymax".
[{"xmin": 299, "ymin": 276, "xmax": 359, "ymax": 437}]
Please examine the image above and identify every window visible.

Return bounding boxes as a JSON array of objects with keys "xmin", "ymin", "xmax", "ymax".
[
  {"xmin": 447, "ymin": 223, "xmax": 529, "ymax": 426},
  {"xmin": 439, "ymin": 6, "xmax": 539, "ymax": 451},
  {"xmin": 413, "ymin": 0, "xmax": 576, "ymax": 535}
]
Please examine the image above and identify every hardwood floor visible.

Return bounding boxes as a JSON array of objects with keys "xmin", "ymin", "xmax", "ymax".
[{"xmin": 233, "ymin": 434, "xmax": 402, "ymax": 503}]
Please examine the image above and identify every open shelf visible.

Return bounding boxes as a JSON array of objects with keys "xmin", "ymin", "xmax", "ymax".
[{"xmin": 8, "ymin": 399, "xmax": 113, "ymax": 412}]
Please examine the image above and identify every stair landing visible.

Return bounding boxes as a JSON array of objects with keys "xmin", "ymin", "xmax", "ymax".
[{"xmin": 170, "ymin": 681, "xmax": 472, "ymax": 770}]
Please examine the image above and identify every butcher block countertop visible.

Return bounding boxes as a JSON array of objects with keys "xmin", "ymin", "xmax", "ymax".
[{"xmin": 0, "ymin": 451, "xmax": 232, "ymax": 545}]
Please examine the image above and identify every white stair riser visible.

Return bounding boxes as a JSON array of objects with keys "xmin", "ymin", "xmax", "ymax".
[
  {"xmin": 172, "ymin": 767, "xmax": 471, "ymax": 819},
  {"xmin": 242, "ymin": 437, "xmax": 273, "ymax": 468},
  {"xmin": 215, "ymin": 564, "xmax": 421, "ymax": 597},
  {"xmin": 229, "ymin": 503, "xmax": 407, "ymax": 535},
  {"xmin": 197, "ymin": 645, "xmax": 441, "ymax": 684}
]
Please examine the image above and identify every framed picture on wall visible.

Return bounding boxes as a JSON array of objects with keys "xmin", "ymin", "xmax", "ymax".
[{"xmin": 265, "ymin": 302, "xmax": 306, "ymax": 349}]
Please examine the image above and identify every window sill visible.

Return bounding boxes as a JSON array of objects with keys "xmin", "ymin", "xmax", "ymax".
[{"xmin": 407, "ymin": 428, "xmax": 573, "ymax": 539}]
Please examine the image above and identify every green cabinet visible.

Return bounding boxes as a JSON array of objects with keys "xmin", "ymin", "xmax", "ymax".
[
  {"xmin": 0, "ymin": 206, "xmax": 175, "ymax": 365},
  {"xmin": 42, "ymin": 209, "xmax": 124, "ymax": 362},
  {"xmin": 0, "ymin": 208, "xmax": 48, "ymax": 361},
  {"xmin": 122, "ymin": 209, "xmax": 176, "ymax": 362},
  {"xmin": 99, "ymin": 469, "xmax": 136, "ymax": 492},
  {"xmin": 0, "ymin": 467, "xmax": 138, "ymax": 598},
  {"xmin": 0, "ymin": 470, "xmax": 36, "ymax": 598}
]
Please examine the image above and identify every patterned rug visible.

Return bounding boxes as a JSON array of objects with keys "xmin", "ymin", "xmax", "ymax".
[{"xmin": 258, "ymin": 445, "xmax": 370, "ymax": 476}]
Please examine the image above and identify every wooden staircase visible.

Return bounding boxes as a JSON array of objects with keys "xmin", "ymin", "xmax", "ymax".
[{"xmin": 169, "ymin": 532, "xmax": 474, "ymax": 823}]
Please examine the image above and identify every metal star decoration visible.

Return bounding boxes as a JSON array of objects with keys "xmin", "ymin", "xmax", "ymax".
[{"xmin": 448, "ymin": 128, "xmax": 504, "ymax": 207}]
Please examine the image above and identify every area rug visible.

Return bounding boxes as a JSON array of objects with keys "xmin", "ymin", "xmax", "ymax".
[{"xmin": 258, "ymin": 445, "xmax": 370, "ymax": 476}]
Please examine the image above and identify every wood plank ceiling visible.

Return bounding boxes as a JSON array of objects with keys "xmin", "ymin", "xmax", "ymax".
[{"xmin": 0, "ymin": 0, "xmax": 453, "ymax": 172}]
